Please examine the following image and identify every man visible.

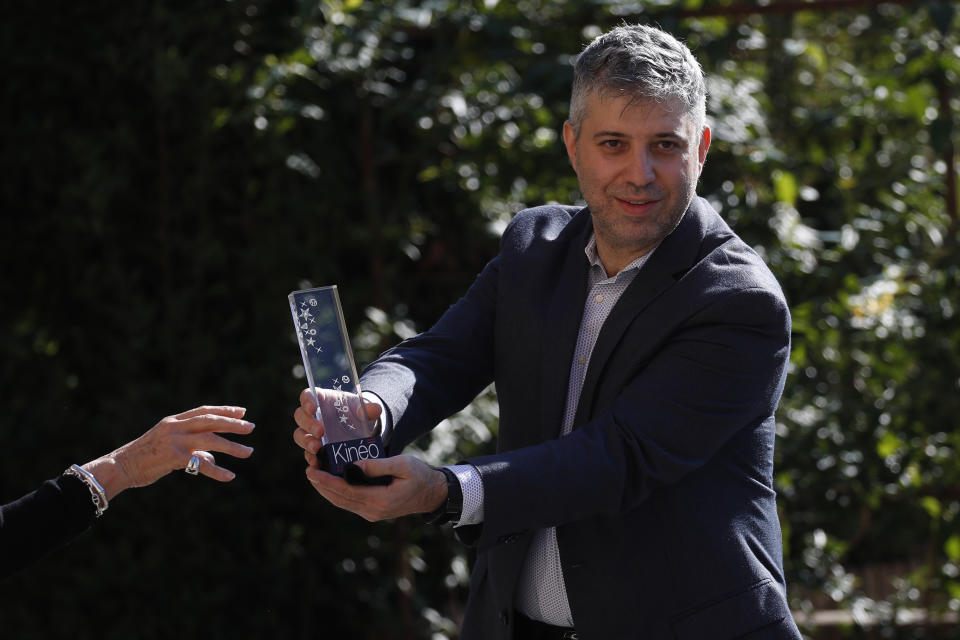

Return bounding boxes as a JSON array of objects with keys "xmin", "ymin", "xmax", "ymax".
[{"xmin": 293, "ymin": 24, "xmax": 801, "ymax": 639}]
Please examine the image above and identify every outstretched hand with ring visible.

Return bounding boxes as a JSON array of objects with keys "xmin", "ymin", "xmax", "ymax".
[{"xmin": 81, "ymin": 406, "xmax": 255, "ymax": 501}]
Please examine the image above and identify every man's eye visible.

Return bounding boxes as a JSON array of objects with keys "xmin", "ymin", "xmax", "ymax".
[
  {"xmin": 602, "ymin": 139, "xmax": 622, "ymax": 148},
  {"xmin": 657, "ymin": 140, "xmax": 678, "ymax": 151}
]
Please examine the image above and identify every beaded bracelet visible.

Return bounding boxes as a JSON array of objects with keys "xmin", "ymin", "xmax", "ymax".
[{"xmin": 63, "ymin": 464, "xmax": 109, "ymax": 517}]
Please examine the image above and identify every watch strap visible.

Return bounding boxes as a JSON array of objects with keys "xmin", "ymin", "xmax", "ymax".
[{"xmin": 424, "ymin": 466, "xmax": 463, "ymax": 525}]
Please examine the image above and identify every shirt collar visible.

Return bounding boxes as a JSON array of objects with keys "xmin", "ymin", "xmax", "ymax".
[{"xmin": 584, "ymin": 233, "xmax": 657, "ymax": 281}]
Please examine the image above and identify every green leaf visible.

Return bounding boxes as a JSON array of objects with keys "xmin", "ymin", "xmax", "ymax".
[
  {"xmin": 772, "ymin": 170, "xmax": 798, "ymax": 206},
  {"xmin": 945, "ymin": 534, "xmax": 960, "ymax": 562},
  {"xmin": 920, "ymin": 496, "xmax": 942, "ymax": 519},
  {"xmin": 876, "ymin": 431, "xmax": 903, "ymax": 459},
  {"xmin": 418, "ymin": 166, "xmax": 440, "ymax": 182},
  {"xmin": 804, "ymin": 42, "xmax": 827, "ymax": 72}
]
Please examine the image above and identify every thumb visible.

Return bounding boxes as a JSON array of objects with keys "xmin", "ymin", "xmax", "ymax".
[
  {"xmin": 365, "ymin": 401, "xmax": 382, "ymax": 421},
  {"xmin": 354, "ymin": 456, "xmax": 397, "ymax": 477}
]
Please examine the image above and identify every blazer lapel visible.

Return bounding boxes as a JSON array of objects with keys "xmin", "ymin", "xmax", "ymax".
[
  {"xmin": 537, "ymin": 211, "xmax": 592, "ymax": 443},
  {"xmin": 573, "ymin": 199, "xmax": 711, "ymax": 428}
]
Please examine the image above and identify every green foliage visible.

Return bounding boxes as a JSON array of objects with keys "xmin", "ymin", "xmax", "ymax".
[{"xmin": 1, "ymin": 1, "xmax": 958, "ymax": 638}]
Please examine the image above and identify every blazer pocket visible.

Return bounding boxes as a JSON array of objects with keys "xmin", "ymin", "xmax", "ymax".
[{"xmin": 672, "ymin": 578, "xmax": 791, "ymax": 640}]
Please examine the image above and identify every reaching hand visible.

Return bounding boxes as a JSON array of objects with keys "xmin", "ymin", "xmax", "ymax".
[{"xmin": 83, "ymin": 405, "xmax": 255, "ymax": 500}]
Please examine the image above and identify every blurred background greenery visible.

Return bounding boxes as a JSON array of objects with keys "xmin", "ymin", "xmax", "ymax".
[{"xmin": 0, "ymin": 1, "xmax": 957, "ymax": 638}]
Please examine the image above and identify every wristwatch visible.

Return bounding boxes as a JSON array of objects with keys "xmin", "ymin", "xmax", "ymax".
[{"xmin": 424, "ymin": 467, "xmax": 463, "ymax": 525}]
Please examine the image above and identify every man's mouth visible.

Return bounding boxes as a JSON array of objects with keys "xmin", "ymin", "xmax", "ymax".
[
  {"xmin": 613, "ymin": 197, "xmax": 661, "ymax": 217},
  {"xmin": 616, "ymin": 197, "xmax": 659, "ymax": 207}
]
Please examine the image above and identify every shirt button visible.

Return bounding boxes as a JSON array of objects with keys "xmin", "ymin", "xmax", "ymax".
[
  {"xmin": 578, "ymin": 356, "xmax": 586, "ymax": 365},
  {"xmin": 595, "ymin": 294, "xmax": 604, "ymax": 303},
  {"xmin": 499, "ymin": 609, "xmax": 510, "ymax": 626}
]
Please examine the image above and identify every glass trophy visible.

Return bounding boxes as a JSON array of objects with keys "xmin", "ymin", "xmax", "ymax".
[{"xmin": 289, "ymin": 285, "xmax": 386, "ymax": 480}]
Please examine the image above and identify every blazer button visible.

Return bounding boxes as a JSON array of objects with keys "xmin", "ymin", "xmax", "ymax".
[{"xmin": 499, "ymin": 609, "xmax": 510, "ymax": 626}]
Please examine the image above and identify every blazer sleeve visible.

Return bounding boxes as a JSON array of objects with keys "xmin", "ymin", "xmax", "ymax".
[
  {"xmin": 0, "ymin": 475, "xmax": 96, "ymax": 579},
  {"xmin": 359, "ymin": 205, "xmax": 580, "ymax": 453},
  {"xmin": 360, "ymin": 255, "xmax": 500, "ymax": 454},
  {"xmin": 466, "ymin": 283, "xmax": 791, "ymax": 550}
]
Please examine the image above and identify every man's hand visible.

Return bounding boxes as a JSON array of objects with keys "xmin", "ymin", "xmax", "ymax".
[
  {"xmin": 292, "ymin": 387, "xmax": 381, "ymax": 468},
  {"xmin": 305, "ymin": 455, "xmax": 447, "ymax": 522},
  {"xmin": 293, "ymin": 387, "xmax": 447, "ymax": 521}
]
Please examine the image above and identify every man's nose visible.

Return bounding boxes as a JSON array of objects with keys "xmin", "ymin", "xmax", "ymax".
[{"xmin": 624, "ymin": 149, "xmax": 656, "ymax": 187}]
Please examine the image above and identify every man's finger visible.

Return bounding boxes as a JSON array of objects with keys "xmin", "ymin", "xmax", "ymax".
[
  {"xmin": 353, "ymin": 456, "xmax": 400, "ymax": 478},
  {"xmin": 299, "ymin": 388, "xmax": 318, "ymax": 415},
  {"xmin": 293, "ymin": 406, "xmax": 325, "ymax": 438},
  {"xmin": 292, "ymin": 427, "xmax": 322, "ymax": 454},
  {"xmin": 305, "ymin": 468, "xmax": 368, "ymax": 506}
]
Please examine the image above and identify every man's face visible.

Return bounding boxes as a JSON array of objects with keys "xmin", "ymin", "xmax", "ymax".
[{"xmin": 563, "ymin": 93, "xmax": 710, "ymax": 275}]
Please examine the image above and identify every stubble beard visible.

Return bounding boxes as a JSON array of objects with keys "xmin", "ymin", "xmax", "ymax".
[{"xmin": 591, "ymin": 183, "xmax": 694, "ymax": 258}]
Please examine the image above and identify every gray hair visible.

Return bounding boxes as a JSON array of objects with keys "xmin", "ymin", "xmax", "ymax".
[{"xmin": 569, "ymin": 24, "xmax": 707, "ymax": 138}]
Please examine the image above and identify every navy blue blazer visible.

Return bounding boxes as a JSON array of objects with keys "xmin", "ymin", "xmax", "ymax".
[{"xmin": 361, "ymin": 197, "xmax": 801, "ymax": 639}]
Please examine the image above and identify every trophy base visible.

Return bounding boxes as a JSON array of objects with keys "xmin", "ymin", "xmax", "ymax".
[{"xmin": 320, "ymin": 434, "xmax": 387, "ymax": 480}]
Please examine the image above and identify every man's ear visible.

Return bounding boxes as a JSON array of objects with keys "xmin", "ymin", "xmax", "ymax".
[
  {"xmin": 562, "ymin": 120, "xmax": 578, "ymax": 170},
  {"xmin": 697, "ymin": 125, "xmax": 711, "ymax": 173}
]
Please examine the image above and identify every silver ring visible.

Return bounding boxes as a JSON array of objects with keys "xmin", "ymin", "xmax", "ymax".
[{"xmin": 185, "ymin": 454, "xmax": 200, "ymax": 476}]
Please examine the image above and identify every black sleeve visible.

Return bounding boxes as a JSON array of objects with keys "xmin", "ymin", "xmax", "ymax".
[{"xmin": 0, "ymin": 475, "xmax": 97, "ymax": 579}]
